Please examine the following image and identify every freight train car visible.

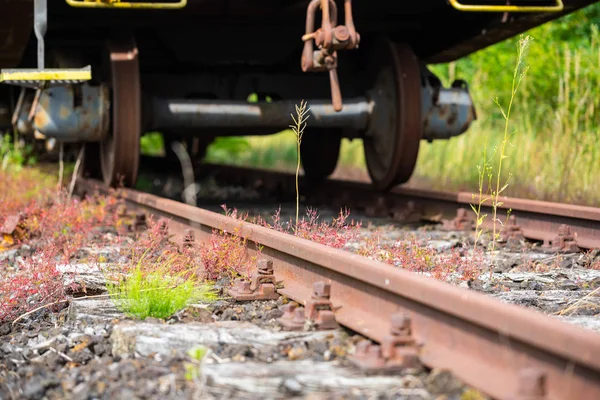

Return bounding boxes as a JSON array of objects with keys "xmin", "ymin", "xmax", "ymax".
[{"xmin": 0, "ymin": 0, "xmax": 596, "ymax": 190}]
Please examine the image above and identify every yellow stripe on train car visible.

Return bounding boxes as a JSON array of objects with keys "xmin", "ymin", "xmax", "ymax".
[
  {"xmin": 64, "ymin": 0, "xmax": 187, "ymax": 9},
  {"xmin": 0, "ymin": 68, "xmax": 92, "ymax": 84},
  {"xmin": 447, "ymin": 0, "xmax": 564, "ymax": 12}
]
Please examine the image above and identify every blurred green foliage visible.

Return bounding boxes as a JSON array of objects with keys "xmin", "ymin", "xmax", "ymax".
[{"xmin": 1, "ymin": 133, "xmax": 37, "ymax": 172}]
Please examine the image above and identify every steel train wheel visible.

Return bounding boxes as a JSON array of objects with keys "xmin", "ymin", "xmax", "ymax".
[
  {"xmin": 300, "ymin": 129, "xmax": 342, "ymax": 182},
  {"xmin": 363, "ymin": 37, "xmax": 422, "ymax": 191},
  {"xmin": 100, "ymin": 36, "xmax": 141, "ymax": 187}
]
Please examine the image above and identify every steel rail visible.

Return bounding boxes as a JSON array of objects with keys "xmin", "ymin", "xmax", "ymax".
[
  {"xmin": 192, "ymin": 162, "xmax": 600, "ymax": 250},
  {"xmin": 75, "ymin": 177, "xmax": 600, "ymax": 400}
]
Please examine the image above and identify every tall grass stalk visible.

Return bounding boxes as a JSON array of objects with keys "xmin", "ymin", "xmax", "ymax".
[
  {"xmin": 488, "ymin": 34, "xmax": 532, "ymax": 262},
  {"xmin": 490, "ymin": 35, "xmax": 533, "ymax": 260},
  {"xmin": 289, "ymin": 100, "xmax": 310, "ymax": 228}
]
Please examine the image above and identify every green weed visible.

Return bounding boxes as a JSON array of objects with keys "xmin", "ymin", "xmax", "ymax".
[
  {"xmin": 106, "ymin": 251, "xmax": 218, "ymax": 320},
  {"xmin": 471, "ymin": 34, "xmax": 532, "ymax": 276},
  {"xmin": 1, "ymin": 132, "xmax": 36, "ymax": 172}
]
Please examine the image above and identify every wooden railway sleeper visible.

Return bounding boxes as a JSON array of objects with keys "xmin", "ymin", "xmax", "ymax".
[{"xmin": 301, "ymin": 0, "xmax": 361, "ymax": 112}]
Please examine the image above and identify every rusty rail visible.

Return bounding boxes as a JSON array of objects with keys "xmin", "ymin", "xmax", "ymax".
[
  {"xmin": 75, "ymin": 177, "xmax": 600, "ymax": 400},
  {"xmin": 191, "ymin": 162, "xmax": 600, "ymax": 251}
]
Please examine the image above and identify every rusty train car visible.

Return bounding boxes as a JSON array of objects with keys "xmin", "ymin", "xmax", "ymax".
[{"xmin": 0, "ymin": 0, "xmax": 597, "ymax": 190}]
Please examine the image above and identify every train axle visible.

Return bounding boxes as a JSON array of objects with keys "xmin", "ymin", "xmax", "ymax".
[{"xmin": 13, "ymin": 73, "xmax": 476, "ymax": 143}]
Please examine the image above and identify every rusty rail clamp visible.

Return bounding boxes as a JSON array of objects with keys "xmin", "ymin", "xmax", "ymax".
[
  {"xmin": 277, "ymin": 281, "xmax": 339, "ymax": 330},
  {"xmin": 391, "ymin": 201, "xmax": 423, "ymax": 223},
  {"xmin": 348, "ymin": 313, "xmax": 422, "ymax": 373},
  {"xmin": 278, "ymin": 302, "xmax": 308, "ymax": 331},
  {"xmin": 440, "ymin": 208, "xmax": 474, "ymax": 231},
  {"xmin": 301, "ymin": 0, "xmax": 360, "ymax": 112},
  {"xmin": 541, "ymin": 224, "xmax": 580, "ymax": 253},
  {"xmin": 228, "ymin": 259, "xmax": 280, "ymax": 301},
  {"xmin": 304, "ymin": 281, "xmax": 339, "ymax": 330},
  {"xmin": 182, "ymin": 228, "xmax": 195, "ymax": 249},
  {"xmin": 498, "ymin": 215, "xmax": 524, "ymax": 247},
  {"xmin": 132, "ymin": 212, "xmax": 147, "ymax": 233},
  {"xmin": 365, "ymin": 195, "xmax": 390, "ymax": 218}
]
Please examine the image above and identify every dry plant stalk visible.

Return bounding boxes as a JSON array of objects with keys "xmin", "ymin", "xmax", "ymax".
[
  {"xmin": 171, "ymin": 141, "xmax": 197, "ymax": 206},
  {"xmin": 289, "ymin": 99, "xmax": 310, "ymax": 228}
]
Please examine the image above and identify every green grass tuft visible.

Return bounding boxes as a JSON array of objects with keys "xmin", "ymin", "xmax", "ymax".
[{"xmin": 106, "ymin": 253, "xmax": 218, "ymax": 320}]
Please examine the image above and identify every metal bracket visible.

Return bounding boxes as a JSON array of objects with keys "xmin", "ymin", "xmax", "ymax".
[
  {"xmin": 301, "ymin": 0, "xmax": 360, "ymax": 112},
  {"xmin": 448, "ymin": 0, "xmax": 564, "ymax": 12},
  {"xmin": 65, "ymin": 0, "xmax": 187, "ymax": 9},
  {"xmin": 277, "ymin": 281, "xmax": 339, "ymax": 331},
  {"xmin": 541, "ymin": 224, "xmax": 580, "ymax": 253},
  {"xmin": 228, "ymin": 260, "xmax": 280, "ymax": 301},
  {"xmin": 348, "ymin": 313, "xmax": 422, "ymax": 373},
  {"xmin": 440, "ymin": 208, "xmax": 474, "ymax": 231},
  {"xmin": 498, "ymin": 215, "xmax": 525, "ymax": 246}
]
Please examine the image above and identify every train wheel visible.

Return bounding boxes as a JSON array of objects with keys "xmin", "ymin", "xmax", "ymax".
[
  {"xmin": 300, "ymin": 129, "xmax": 342, "ymax": 182},
  {"xmin": 100, "ymin": 36, "xmax": 141, "ymax": 187},
  {"xmin": 362, "ymin": 37, "xmax": 422, "ymax": 190}
]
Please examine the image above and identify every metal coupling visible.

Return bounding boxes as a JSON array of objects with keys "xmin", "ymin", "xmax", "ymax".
[{"xmin": 421, "ymin": 69, "xmax": 477, "ymax": 142}]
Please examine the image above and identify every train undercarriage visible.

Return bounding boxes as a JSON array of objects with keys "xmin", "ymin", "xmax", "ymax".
[{"xmin": 0, "ymin": 0, "xmax": 596, "ymax": 190}]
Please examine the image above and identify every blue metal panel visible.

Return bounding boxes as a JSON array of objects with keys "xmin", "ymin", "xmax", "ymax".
[{"xmin": 31, "ymin": 83, "xmax": 110, "ymax": 142}]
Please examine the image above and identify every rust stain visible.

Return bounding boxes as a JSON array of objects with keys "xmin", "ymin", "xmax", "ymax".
[
  {"xmin": 59, "ymin": 105, "xmax": 70, "ymax": 119},
  {"xmin": 33, "ymin": 107, "xmax": 49, "ymax": 129}
]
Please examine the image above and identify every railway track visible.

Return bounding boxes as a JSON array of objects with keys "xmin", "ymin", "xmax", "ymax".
[
  {"xmin": 74, "ymin": 176, "xmax": 600, "ymax": 400},
  {"xmin": 184, "ymin": 162, "xmax": 600, "ymax": 251}
]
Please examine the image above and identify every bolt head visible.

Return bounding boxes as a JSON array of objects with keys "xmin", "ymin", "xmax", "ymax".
[
  {"xmin": 313, "ymin": 281, "xmax": 331, "ymax": 298},
  {"xmin": 258, "ymin": 259, "xmax": 274, "ymax": 275},
  {"xmin": 390, "ymin": 313, "xmax": 411, "ymax": 335}
]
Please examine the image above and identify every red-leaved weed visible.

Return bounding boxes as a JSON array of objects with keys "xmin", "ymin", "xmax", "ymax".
[
  {"xmin": 0, "ymin": 185, "xmax": 119, "ymax": 323},
  {"xmin": 255, "ymin": 206, "xmax": 362, "ymax": 249},
  {"xmin": 356, "ymin": 230, "xmax": 483, "ymax": 282}
]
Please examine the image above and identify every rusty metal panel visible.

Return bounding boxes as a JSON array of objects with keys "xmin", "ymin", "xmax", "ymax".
[{"xmin": 26, "ymin": 84, "xmax": 110, "ymax": 142}]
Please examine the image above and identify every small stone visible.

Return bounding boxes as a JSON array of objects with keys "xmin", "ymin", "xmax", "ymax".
[
  {"xmin": 0, "ymin": 249, "xmax": 18, "ymax": 262},
  {"xmin": 425, "ymin": 368, "xmax": 465, "ymax": 396},
  {"xmin": 71, "ymin": 382, "xmax": 90, "ymax": 400},
  {"xmin": 20, "ymin": 244, "xmax": 32, "ymax": 257},
  {"xmin": 281, "ymin": 378, "xmax": 303, "ymax": 395},
  {"xmin": 558, "ymin": 280, "xmax": 579, "ymax": 291},
  {"xmin": 527, "ymin": 281, "xmax": 544, "ymax": 291},
  {"xmin": 287, "ymin": 347, "xmax": 305, "ymax": 361},
  {"xmin": 1, "ymin": 343, "xmax": 14, "ymax": 354}
]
